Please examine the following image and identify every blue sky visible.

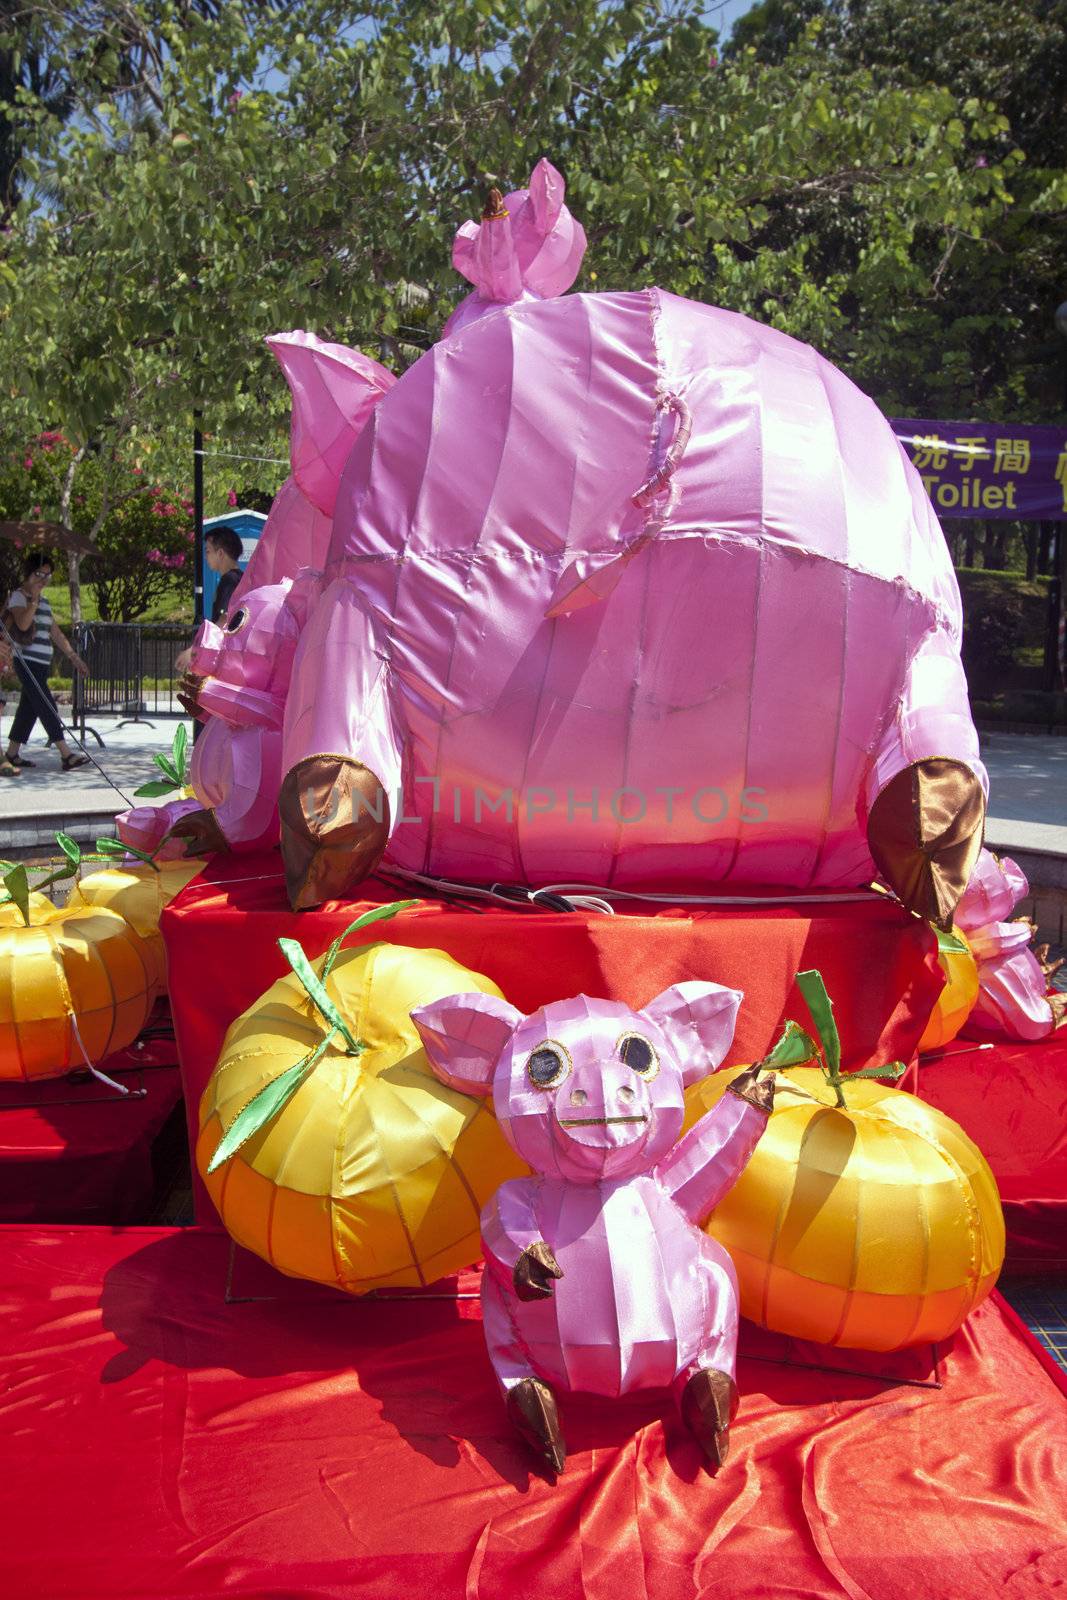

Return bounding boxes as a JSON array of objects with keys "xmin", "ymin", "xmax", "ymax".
[{"xmin": 707, "ymin": 0, "xmax": 759, "ymax": 38}]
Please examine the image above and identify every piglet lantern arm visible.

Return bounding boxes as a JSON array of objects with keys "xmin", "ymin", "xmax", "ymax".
[
  {"xmin": 635, "ymin": 980, "xmax": 769, "ymax": 1225},
  {"xmin": 652, "ymin": 992, "xmax": 820, "ymax": 1225},
  {"xmin": 658, "ymin": 1066, "xmax": 775, "ymax": 1227},
  {"xmin": 412, "ymin": 990, "xmax": 561, "ymax": 1296},
  {"xmin": 483, "ymin": 1185, "xmax": 564, "ymax": 1301}
]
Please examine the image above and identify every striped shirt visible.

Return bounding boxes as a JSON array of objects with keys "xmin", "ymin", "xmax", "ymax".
[{"xmin": 7, "ymin": 590, "xmax": 54, "ymax": 665}]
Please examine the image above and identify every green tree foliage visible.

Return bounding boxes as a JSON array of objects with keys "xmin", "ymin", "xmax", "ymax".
[
  {"xmin": 0, "ymin": 0, "xmax": 1062, "ymax": 616},
  {"xmin": 728, "ymin": 0, "xmax": 1067, "ymax": 418}
]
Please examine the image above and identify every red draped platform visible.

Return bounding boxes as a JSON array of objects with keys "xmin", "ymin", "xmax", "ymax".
[
  {"xmin": 919, "ymin": 1032, "xmax": 1067, "ymax": 1274},
  {"xmin": 162, "ymin": 853, "xmax": 943, "ymax": 1219},
  {"xmin": 0, "ymin": 1030, "xmax": 181, "ymax": 1225},
  {"xmin": 0, "ymin": 1225, "xmax": 1063, "ymax": 1599}
]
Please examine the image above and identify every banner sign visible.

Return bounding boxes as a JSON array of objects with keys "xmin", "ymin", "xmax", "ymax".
[{"xmin": 890, "ymin": 418, "xmax": 1067, "ymax": 521}]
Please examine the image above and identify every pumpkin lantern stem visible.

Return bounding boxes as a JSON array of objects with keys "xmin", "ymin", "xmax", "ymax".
[
  {"xmin": 795, "ymin": 968, "xmax": 907, "ymax": 1107},
  {"xmin": 206, "ymin": 900, "xmax": 417, "ymax": 1173}
]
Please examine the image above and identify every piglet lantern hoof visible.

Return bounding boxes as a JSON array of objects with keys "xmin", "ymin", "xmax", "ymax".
[
  {"xmin": 279, "ymin": 756, "xmax": 390, "ymax": 909},
  {"xmin": 413, "ymin": 982, "xmax": 798, "ymax": 1478}
]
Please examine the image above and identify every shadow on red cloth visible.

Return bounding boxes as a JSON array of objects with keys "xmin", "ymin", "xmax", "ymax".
[{"xmin": 0, "ymin": 1061, "xmax": 182, "ymax": 1224}]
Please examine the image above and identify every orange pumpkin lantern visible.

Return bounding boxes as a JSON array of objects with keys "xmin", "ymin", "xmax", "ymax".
[
  {"xmin": 71, "ymin": 858, "xmax": 204, "ymax": 1000},
  {"xmin": 0, "ymin": 900, "xmax": 154, "ymax": 1082},
  {"xmin": 683, "ymin": 970, "xmax": 1003, "ymax": 1351},
  {"xmin": 198, "ymin": 924, "xmax": 525, "ymax": 1293},
  {"xmin": 917, "ymin": 928, "xmax": 979, "ymax": 1052}
]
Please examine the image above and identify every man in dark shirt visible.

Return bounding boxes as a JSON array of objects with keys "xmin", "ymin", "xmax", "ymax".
[
  {"xmin": 206, "ymin": 525, "xmax": 243, "ymax": 624},
  {"xmin": 174, "ymin": 524, "xmax": 245, "ymax": 683}
]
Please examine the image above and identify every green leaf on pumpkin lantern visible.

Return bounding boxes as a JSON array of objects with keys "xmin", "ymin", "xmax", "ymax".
[
  {"xmin": 320, "ymin": 900, "xmax": 419, "ymax": 979},
  {"xmin": 172, "ymin": 722, "xmax": 188, "ymax": 784},
  {"xmin": 134, "ymin": 778, "xmax": 183, "ymax": 797},
  {"xmin": 94, "ymin": 836, "xmax": 160, "ymax": 872},
  {"xmin": 795, "ymin": 968, "xmax": 841, "ymax": 1077},
  {"xmin": 206, "ymin": 1030, "xmax": 337, "ymax": 1172},
  {"xmin": 151, "ymin": 753, "xmax": 180, "ymax": 786},
  {"xmin": 55, "ymin": 832, "xmax": 81, "ymax": 868},
  {"xmin": 842, "ymin": 1060, "xmax": 910, "ymax": 1083},
  {"xmin": 759, "ymin": 1018, "xmax": 818, "ymax": 1072},
  {"xmin": 2, "ymin": 863, "xmax": 31, "ymax": 927},
  {"xmin": 278, "ymin": 936, "xmax": 363, "ymax": 1055}
]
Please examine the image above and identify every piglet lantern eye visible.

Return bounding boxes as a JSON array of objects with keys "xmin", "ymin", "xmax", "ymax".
[
  {"xmin": 526, "ymin": 1041, "xmax": 570, "ymax": 1090},
  {"xmin": 618, "ymin": 1033, "xmax": 658, "ymax": 1079},
  {"xmin": 225, "ymin": 607, "xmax": 248, "ymax": 634}
]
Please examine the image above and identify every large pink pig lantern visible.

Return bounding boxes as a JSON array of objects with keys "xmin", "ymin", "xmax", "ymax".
[
  {"xmin": 280, "ymin": 180, "xmax": 987, "ymax": 923},
  {"xmin": 413, "ymin": 981, "xmax": 773, "ymax": 1474}
]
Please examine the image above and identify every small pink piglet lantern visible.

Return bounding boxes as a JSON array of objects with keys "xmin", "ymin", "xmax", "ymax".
[
  {"xmin": 167, "ymin": 573, "xmax": 319, "ymax": 858},
  {"xmin": 413, "ymin": 982, "xmax": 785, "ymax": 1477}
]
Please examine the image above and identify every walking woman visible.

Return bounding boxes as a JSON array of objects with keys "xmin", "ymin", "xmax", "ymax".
[{"xmin": 3, "ymin": 552, "xmax": 89, "ymax": 771}]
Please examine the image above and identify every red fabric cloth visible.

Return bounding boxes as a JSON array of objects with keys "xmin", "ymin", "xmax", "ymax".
[
  {"xmin": 0, "ymin": 1224, "xmax": 1064, "ymax": 1599},
  {"xmin": 163, "ymin": 851, "xmax": 942, "ymax": 1219},
  {"xmin": 0, "ymin": 1056, "xmax": 181, "ymax": 1224},
  {"xmin": 918, "ymin": 1031, "xmax": 1067, "ymax": 1273}
]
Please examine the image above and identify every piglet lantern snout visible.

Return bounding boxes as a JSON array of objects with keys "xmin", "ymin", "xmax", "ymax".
[{"xmin": 539, "ymin": 1027, "xmax": 660, "ymax": 1161}]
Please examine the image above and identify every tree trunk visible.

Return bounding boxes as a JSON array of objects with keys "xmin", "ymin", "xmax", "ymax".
[
  {"xmin": 991, "ymin": 524, "xmax": 1009, "ymax": 570},
  {"xmin": 979, "ymin": 524, "xmax": 995, "ymax": 570},
  {"xmin": 964, "ymin": 525, "xmax": 977, "ymax": 566},
  {"xmin": 1042, "ymin": 523, "xmax": 1056, "ymax": 575},
  {"xmin": 59, "ymin": 445, "xmax": 86, "ymax": 623},
  {"xmin": 1025, "ymin": 526, "xmax": 1038, "ymax": 581},
  {"xmin": 66, "ymin": 550, "xmax": 83, "ymax": 625}
]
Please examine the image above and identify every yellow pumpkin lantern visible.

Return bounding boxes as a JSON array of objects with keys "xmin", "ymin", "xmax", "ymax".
[
  {"xmin": 71, "ymin": 859, "xmax": 205, "ymax": 1000},
  {"xmin": 684, "ymin": 1064, "xmax": 1004, "ymax": 1351},
  {"xmin": 198, "ymin": 937, "xmax": 526, "ymax": 1293},
  {"xmin": 917, "ymin": 928, "xmax": 979, "ymax": 1052},
  {"xmin": 0, "ymin": 892, "xmax": 58, "ymax": 929},
  {"xmin": 0, "ymin": 900, "xmax": 155, "ymax": 1082}
]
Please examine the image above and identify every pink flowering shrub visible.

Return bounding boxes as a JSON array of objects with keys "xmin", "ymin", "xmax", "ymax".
[{"xmin": 0, "ymin": 432, "xmax": 193, "ymax": 620}]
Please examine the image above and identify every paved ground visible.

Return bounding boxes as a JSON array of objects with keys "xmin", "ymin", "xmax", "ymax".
[
  {"xmin": 0, "ymin": 713, "xmax": 187, "ymax": 849},
  {"xmin": 981, "ymin": 731, "xmax": 1067, "ymax": 845}
]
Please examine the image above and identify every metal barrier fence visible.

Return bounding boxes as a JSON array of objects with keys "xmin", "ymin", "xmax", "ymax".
[{"xmin": 71, "ymin": 622, "xmax": 194, "ymax": 741}]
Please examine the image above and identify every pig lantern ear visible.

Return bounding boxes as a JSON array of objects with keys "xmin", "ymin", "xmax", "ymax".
[
  {"xmin": 266, "ymin": 330, "xmax": 396, "ymax": 518},
  {"xmin": 411, "ymin": 992, "xmax": 524, "ymax": 1097},
  {"xmin": 642, "ymin": 982, "xmax": 742, "ymax": 1086}
]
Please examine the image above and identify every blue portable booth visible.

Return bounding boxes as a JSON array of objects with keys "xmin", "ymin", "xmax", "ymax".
[{"xmin": 202, "ymin": 510, "xmax": 267, "ymax": 621}]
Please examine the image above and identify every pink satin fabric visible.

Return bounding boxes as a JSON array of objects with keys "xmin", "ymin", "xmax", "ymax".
[
  {"xmin": 414, "ymin": 984, "xmax": 768, "ymax": 1401},
  {"xmin": 283, "ymin": 283, "xmax": 984, "ymax": 891},
  {"xmin": 179, "ymin": 576, "xmax": 317, "ymax": 849},
  {"xmin": 957, "ymin": 849, "xmax": 1056, "ymax": 1041},
  {"xmin": 444, "ymin": 158, "xmax": 587, "ymax": 337},
  {"xmin": 116, "ymin": 797, "xmax": 203, "ymax": 860}
]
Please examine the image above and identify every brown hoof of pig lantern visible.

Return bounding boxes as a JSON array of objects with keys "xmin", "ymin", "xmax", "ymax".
[{"xmin": 279, "ymin": 756, "xmax": 390, "ymax": 909}]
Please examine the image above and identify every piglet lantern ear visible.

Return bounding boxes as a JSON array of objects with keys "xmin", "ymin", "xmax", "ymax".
[
  {"xmin": 412, "ymin": 992, "xmax": 524, "ymax": 1098},
  {"xmin": 642, "ymin": 982, "xmax": 743, "ymax": 1086}
]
